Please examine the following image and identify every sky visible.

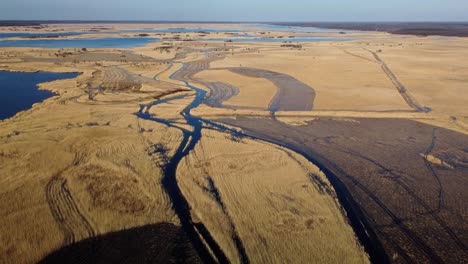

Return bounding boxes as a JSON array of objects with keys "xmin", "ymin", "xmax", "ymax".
[{"xmin": 1, "ymin": 0, "xmax": 467, "ymax": 21}]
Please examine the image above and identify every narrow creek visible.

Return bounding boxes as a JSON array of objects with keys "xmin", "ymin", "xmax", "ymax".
[
  {"xmin": 137, "ymin": 63, "xmax": 232, "ymax": 263},
  {"xmin": 136, "ymin": 55, "xmax": 389, "ymax": 264}
]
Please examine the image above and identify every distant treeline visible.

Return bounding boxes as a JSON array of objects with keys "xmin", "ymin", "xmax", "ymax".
[
  {"xmin": 0, "ymin": 21, "xmax": 43, "ymax": 26},
  {"xmin": 271, "ymin": 22, "xmax": 468, "ymax": 37}
]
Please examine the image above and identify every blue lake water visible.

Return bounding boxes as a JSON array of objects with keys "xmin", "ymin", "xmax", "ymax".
[
  {"xmin": 0, "ymin": 24, "xmax": 362, "ymax": 49},
  {"xmin": 0, "ymin": 28, "xmax": 242, "ymax": 40},
  {"xmin": 0, "ymin": 71, "xmax": 79, "ymax": 120},
  {"xmin": 0, "ymin": 37, "xmax": 160, "ymax": 48}
]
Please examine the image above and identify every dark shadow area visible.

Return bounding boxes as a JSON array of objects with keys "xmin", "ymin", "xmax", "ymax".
[{"xmin": 39, "ymin": 223, "xmax": 201, "ymax": 264}]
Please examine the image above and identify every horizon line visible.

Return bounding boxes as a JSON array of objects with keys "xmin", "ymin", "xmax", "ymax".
[{"xmin": 1, "ymin": 20, "xmax": 468, "ymax": 23}]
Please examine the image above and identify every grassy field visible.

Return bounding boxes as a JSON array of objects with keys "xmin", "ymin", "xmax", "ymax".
[
  {"xmin": 0, "ymin": 48, "xmax": 187, "ymax": 263},
  {"xmin": 177, "ymin": 128, "xmax": 369, "ymax": 263},
  {"xmin": 0, "ymin": 24, "xmax": 467, "ymax": 263}
]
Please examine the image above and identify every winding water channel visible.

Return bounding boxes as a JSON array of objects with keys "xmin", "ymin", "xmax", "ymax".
[{"xmin": 135, "ymin": 53, "xmax": 390, "ymax": 263}]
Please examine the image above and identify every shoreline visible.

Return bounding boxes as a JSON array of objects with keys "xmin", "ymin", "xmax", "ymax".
[{"xmin": 0, "ymin": 70, "xmax": 80, "ymax": 121}]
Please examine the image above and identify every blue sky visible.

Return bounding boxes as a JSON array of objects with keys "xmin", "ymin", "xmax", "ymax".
[{"xmin": 1, "ymin": 0, "xmax": 467, "ymax": 21}]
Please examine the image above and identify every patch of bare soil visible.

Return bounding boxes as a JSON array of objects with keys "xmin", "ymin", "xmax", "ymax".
[
  {"xmin": 204, "ymin": 82, "xmax": 239, "ymax": 107},
  {"xmin": 220, "ymin": 117, "xmax": 468, "ymax": 263}
]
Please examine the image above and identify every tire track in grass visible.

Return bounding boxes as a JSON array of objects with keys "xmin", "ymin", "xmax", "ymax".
[{"xmin": 45, "ymin": 174, "xmax": 95, "ymax": 246}]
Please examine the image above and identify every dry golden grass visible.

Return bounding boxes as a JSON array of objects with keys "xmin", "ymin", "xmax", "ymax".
[
  {"xmin": 205, "ymin": 37, "xmax": 468, "ymax": 134},
  {"xmin": 133, "ymin": 43, "xmax": 178, "ymax": 60},
  {"xmin": 210, "ymin": 37, "xmax": 468, "ymax": 116},
  {"xmin": 1, "ymin": 30, "xmax": 467, "ymax": 264},
  {"xmin": 148, "ymin": 94, "xmax": 193, "ymax": 119},
  {"xmin": 177, "ymin": 129, "xmax": 369, "ymax": 263},
  {"xmin": 374, "ymin": 38, "xmax": 468, "ymax": 116},
  {"xmin": 0, "ymin": 54, "xmax": 188, "ymax": 263},
  {"xmin": 0, "ymin": 123, "xmax": 183, "ymax": 263},
  {"xmin": 156, "ymin": 62, "xmax": 187, "ymax": 86},
  {"xmin": 119, "ymin": 63, "xmax": 169, "ymax": 79},
  {"xmin": 211, "ymin": 44, "xmax": 413, "ymax": 111}
]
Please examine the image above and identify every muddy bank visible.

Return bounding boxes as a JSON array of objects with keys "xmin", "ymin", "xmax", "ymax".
[
  {"xmin": 226, "ymin": 67, "xmax": 315, "ymax": 111},
  {"xmin": 204, "ymin": 82, "xmax": 239, "ymax": 107},
  {"xmin": 169, "ymin": 58, "xmax": 316, "ymax": 112},
  {"xmin": 220, "ymin": 117, "xmax": 468, "ymax": 263},
  {"xmin": 39, "ymin": 223, "xmax": 201, "ymax": 264}
]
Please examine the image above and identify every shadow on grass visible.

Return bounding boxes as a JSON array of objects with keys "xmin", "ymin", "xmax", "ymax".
[{"xmin": 39, "ymin": 223, "xmax": 201, "ymax": 264}]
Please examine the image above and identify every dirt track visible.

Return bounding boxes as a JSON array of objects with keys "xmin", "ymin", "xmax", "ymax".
[{"xmin": 367, "ymin": 50, "xmax": 431, "ymax": 113}]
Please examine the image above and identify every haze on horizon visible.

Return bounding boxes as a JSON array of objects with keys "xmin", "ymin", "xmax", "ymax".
[{"xmin": 1, "ymin": 0, "xmax": 467, "ymax": 22}]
